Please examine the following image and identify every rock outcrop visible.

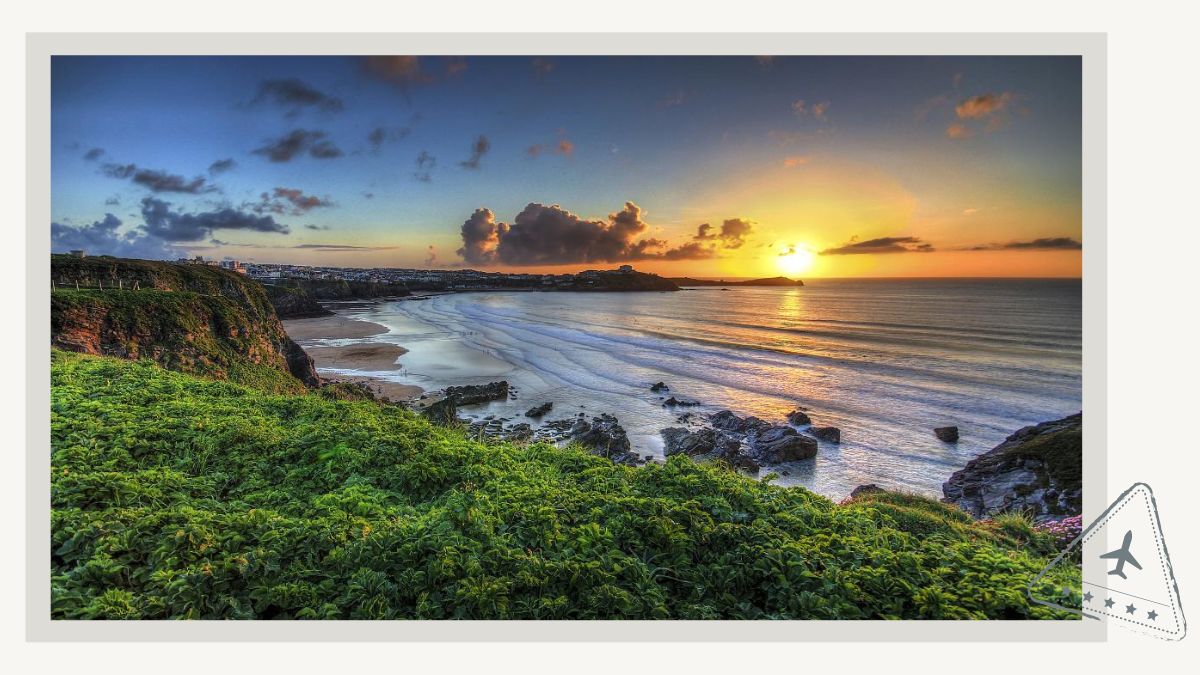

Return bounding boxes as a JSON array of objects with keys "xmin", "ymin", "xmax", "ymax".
[
  {"xmin": 942, "ymin": 413, "xmax": 1082, "ymax": 519},
  {"xmin": 661, "ymin": 427, "xmax": 759, "ymax": 472},
  {"xmin": 661, "ymin": 409, "xmax": 819, "ymax": 472},
  {"xmin": 810, "ymin": 426, "xmax": 841, "ymax": 443},
  {"xmin": 443, "ymin": 381, "xmax": 510, "ymax": 406},
  {"xmin": 569, "ymin": 414, "xmax": 639, "ymax": 464},
  {"xmin": 524, "ymin": 402, "xmax": 553, "ymax": 418},
  {"xmin": 415, "ymin": 394, "xmax": 458, "ymax": 424},
  {"xmin": 263, "ymin": 284, "xmax": 334, "ymax": 319}
]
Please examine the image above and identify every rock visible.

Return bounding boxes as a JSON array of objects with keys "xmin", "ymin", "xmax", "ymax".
[
  {"xmin": 722, "ymin": 453, "xmax": 760, "ymax": 473},
  {"xmin": 850, "ymin": 484, "xmax": 884, "ymax": 499},
  {"xmin": 416, "ymin": 395, "xmax": 457, "ymax": 425},
  {"xmin": 443, "ymin": 380, "xmax": 509, "ymax": 406},
  {"xmin": 786, "ymin": 410, "xmax": 812, "ymax": 426},
  {"xmin": 661, "ymin": 427, "xmax": 717, "ymax": 457},
  {"xmin": 570, "ymin": 414, "xmax": 637, "ymax": 464},
  {"xmin": 934, "ymin": 426, "xmax": 959, "ymax": 442},
  {"xmin": 709, "ymin": 410, "xmax": 770, "ymax": 435},
  {"xmin": 505, "ymin": 423, "xmax": 533, "ymax": 441},
  {"xmin": 810, "ymin": 426, "xmax": 841, "ymax": 443},
  {"xmin": 650, "ymin": 381, "xmax": 669, "ymax": 392},
  {"xmin": 749, "ymin": 426, "xmax": 818, "ymax": 463},
  {"xmin": 942, "ymin": 413, "xmax": 1081, "ymax": 519},
  {"xmin": 524, "ymin": 402, "xmax": 553, "ymax": 418},
  {"xmin": 663, "ymin": 396, "xmax": 699, "ymax": 407}
]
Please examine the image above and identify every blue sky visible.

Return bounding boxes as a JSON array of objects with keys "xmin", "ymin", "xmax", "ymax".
[{"xmin": 51, "ymin": 55, "xmax": 1082, "ymax": 276}]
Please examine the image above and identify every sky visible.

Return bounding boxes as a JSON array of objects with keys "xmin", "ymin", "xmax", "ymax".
[{"xmin": 50, "ymin": 55, "xmax": 1082, "ymax": 278}]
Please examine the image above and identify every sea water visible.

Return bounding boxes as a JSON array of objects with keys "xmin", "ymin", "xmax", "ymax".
[{"xmin": 328, "ymin": 279, "xmax": 1081, "ymax": 500}]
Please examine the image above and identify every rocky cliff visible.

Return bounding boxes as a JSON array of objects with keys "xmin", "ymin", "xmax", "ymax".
[
  {"xmin": 51, "ymin": 255, "xmax": 318, "ymax": 392},
  {"xmin": 262, "ymin": 284, "xmax": 334, "ymax": 319},
  {"xmin": 942, "ymin": 413, "xmax": 1082, "ymax": 520},
  {"xmin": 262, "ymin": 278, "xmax": 411, "ymax": 318}
]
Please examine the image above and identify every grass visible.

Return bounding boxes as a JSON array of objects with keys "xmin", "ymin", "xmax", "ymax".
[{"xmin": 50, "ymin": 351, "xmax": 1080, "ymax": 620}]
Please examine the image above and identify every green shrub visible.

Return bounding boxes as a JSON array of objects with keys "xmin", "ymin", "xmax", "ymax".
[{"xmin": 50, "ymin": 351, "xmax": 1080, "ymax": 620}]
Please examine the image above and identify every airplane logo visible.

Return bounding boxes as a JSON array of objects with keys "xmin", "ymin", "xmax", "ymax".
[{"xmin": 1100, "ymin": 529, "xmax": 1143, "ymax": 580}]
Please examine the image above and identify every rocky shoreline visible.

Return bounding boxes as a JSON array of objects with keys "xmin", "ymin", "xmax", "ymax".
[{"xmin": 406, "ymin": 375, "xmax": 1083, "ymax": 522}]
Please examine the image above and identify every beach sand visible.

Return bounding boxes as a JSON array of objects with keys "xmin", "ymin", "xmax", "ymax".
[
  {"xmin": 303, "ymin": 342, "xmax": 407, "ymax": 371},
  {"xmin": 282, "ymin": 315, "xmax": 389, "ymax": 341},
  {"xmin": 283, "ymin": 314, "xmax": 424, "ymax": 400}
]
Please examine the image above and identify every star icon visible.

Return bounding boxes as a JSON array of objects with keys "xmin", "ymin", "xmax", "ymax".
[
  {"xmin": 1104, "ymin": 597, "xmax": 1115, "ymax": 608},
  {"xmin": 1083, "ymin": 591, "xmax": 1094, "ymax": 603},
  {"xmin": 1147, "ymin": 610, "xmax": 1158, "ymax": 621},
  {"xmin": 1126, "ymin": 603, "xmax": 1137, "ymax": 615}
]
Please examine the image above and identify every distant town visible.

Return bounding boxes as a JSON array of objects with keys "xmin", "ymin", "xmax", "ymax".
[
  {"xmin": 166, "ymin": 255, "xmax": 668, "ymax": 292},
  {"xmin": 57, "ymin": 250, "xmax": 801, "ymax": 292}
]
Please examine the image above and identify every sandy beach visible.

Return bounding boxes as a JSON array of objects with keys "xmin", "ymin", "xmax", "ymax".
[
  {"xmin": 282, "ymin": 315, "xmax": 390, "ymax": 341},
  {"xmin": 283, "ymin": 314, "xmax": 424, "ymax": 400}
]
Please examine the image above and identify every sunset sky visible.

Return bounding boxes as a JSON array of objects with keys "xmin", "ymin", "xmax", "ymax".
[{"xmin": 51, "ymin": 55, "xmax": 1082, "ymax": 277}]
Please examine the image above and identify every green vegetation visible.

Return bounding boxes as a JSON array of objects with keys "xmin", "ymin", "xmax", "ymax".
[
  {"xmin": 51, "ymin": 254, "xmax": 279, "ymax": 322},
  {"xmin": 51, "ymin": 350, "xmax": 1079, "ymax": 620},
  {"xmin": 52, "ymin": 289, "xmax": 309, "ymax": 394},
  {"xmin": 1004, "ymin": 427, "xmax": 1083, "ymax": 496},
  {"xmin": 50, "ymin": 255, "xmax": 318, "ymax": 392}
]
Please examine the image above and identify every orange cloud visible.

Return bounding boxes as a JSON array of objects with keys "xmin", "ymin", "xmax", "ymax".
[
  {"xmin": 955, "ymin": 92, "xmax": 1015, "ymax": 119},
  {"xmin": 946, "ymin": 123, "xmax": 974, "ymax": 139},
  {"xmin": 782, "ymin": 155, "xmax": 810, "ymax": 168}
]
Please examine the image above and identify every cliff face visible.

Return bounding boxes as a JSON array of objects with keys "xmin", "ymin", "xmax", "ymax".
[
  {"xmin": 942, "ymin": 414, "xmax": 1082, "ymax": 520},
  {"xmin": 262, "ymin": 278, "xmax": 411, "ymax": 318},
  {"xmin": 50, "ymin": 256, "xmax": 318, "ymax": 392},
  {"xmin": 263, "ymin": 284, "xmax": 334, "ymax": 319}
]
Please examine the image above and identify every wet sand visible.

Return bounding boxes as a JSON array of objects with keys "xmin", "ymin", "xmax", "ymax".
[
  {"xmin": 283, "ymin": 314, "xmax": 423, "ymax": 400},
  {"xmin": 282, "ymin": 316, "xmax": 388, "ymax": 341},
  {"xmin": 304, "ymin": 343, "xmax": 408, "ymax": 371}
]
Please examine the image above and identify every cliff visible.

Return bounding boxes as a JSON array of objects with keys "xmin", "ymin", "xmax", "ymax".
[
  {"xmin": 262, "ymin": 278, "xmax": 411, "ymax": 318},
  {"xmin": 942, "ymin": 413, "xmax": 1082, "ymax": 519},
  {"xmin": 262, "ymin": 284, "xmax": 334, "ymax": 319},
  {"xmin": 50, "ymin": 255, "xmax": 318, "ymax": 393}
]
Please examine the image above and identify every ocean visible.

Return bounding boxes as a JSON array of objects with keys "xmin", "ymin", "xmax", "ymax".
[{"xmin": 325, "ymin": 278, "xmax": 1082, "ymax": 500}]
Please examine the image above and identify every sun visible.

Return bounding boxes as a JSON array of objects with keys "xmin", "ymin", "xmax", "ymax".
[{"xmin": 776, "ymin": 246, "xmax": 815, "ymax": 276}]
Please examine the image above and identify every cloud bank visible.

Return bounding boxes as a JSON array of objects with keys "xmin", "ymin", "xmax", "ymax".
[
  {"xmin": 822, "ymin": 236, "xmax": 934, "ymax": 255},
  {"xmin": 51, "ymin": 214, "xmax": 181, "ymax": 260},
  {"xmin": 252, "ymin": 129, "xmax": 344, "ymax": 162},
  {"xmin": 966, "ymin": 237, "xmax": 1081, "ymax": 251},
  {"xmin": 253, "ymin": 79, "xmax": 344, "ymax": 115},
  {"xmin": 456, "ymin": 202, "xmax": 746, "ymax": 266},
  {"xmin": 101, "ymin": 163, "xmax": 217, "ymax": 194},
  {"xmin": 140, "ymin": 197, "xmax": 290, "ymax": 242}
]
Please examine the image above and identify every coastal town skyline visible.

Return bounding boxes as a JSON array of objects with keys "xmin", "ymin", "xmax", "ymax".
[{"xmin": 52, "ymin": 55, "xmax": 1082, "ymax": 277}]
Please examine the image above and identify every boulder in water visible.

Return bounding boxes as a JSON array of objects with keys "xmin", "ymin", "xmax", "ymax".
[
  {"xmin": 525, "ymin": 402, "xmax": 553, "ymax": 418},
  {"xmin": 444, "ymin": 380, "xmax": 509, "ymax": 406},
  {"xmin": 787, "ymin": 410, "xmax": 812, "ymax": 426},
  {"xmin": 811, "ymin": 426, "xmax": 841, "ymax": 443},
  {"xmin": 934, "ymin": 426, "xmax": 959, "ymax": 443}
]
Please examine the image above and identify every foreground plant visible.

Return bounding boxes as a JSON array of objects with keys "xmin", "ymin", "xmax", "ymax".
[{"xmin": 51, "ymin": 351, "xmax": 1079, "ymax": 620}]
